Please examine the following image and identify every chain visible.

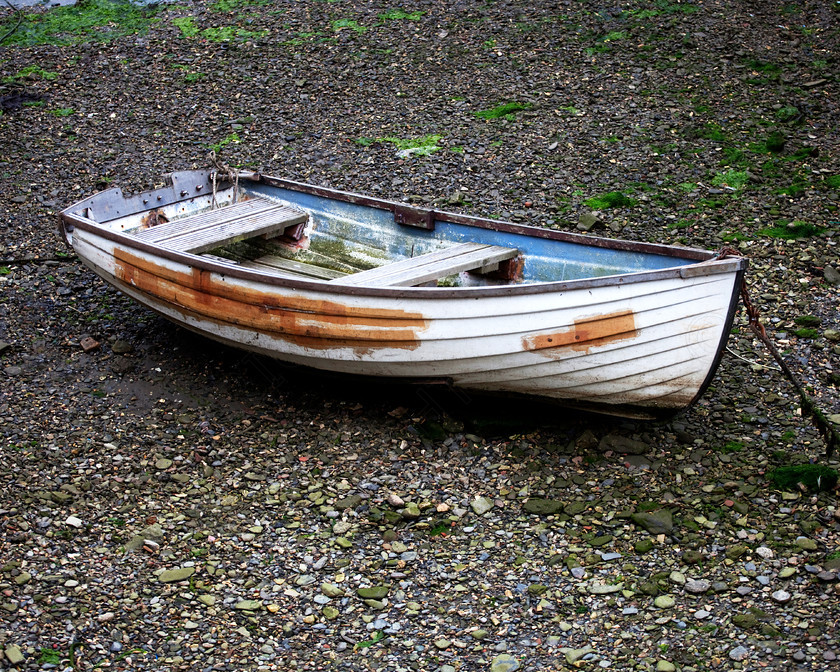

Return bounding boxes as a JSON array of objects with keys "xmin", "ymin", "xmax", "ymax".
[{"xmin": 716, "ymin": 246, "xmax": 838, "ymax": 456}]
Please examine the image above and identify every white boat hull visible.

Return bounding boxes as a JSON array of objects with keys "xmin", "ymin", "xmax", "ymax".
[{"xmin": 60, "ymin": 170, "xmax": 746, "ymax": 418}]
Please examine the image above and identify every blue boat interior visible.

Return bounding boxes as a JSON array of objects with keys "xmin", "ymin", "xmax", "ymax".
[{"xmin": 248, "ymin": 183, "xmax": 698, "ymax": 285}]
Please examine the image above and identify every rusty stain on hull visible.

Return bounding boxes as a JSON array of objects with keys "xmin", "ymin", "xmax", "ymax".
[
  {"xmin": 113, "ymin": 249, "xmax": 429, "ymax": 352},
  {"xmin": 139, "ymin": 209, "xmax": 169, "ymax": 231},
  {"xmin": 523, "ymin": 310, "xmax": 638, "ymax": 355}
]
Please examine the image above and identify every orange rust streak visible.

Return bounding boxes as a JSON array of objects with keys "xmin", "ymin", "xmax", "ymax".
[
  {"xmin": 114, "ymin": 249, "xmax": 428, "ymax": 351},
  {"xmin": 523, "ymin": 310, "xmax": 638, "ymax": 355},
  {"xmin": 115, "ymin": 249, "xmax": 414, "ymax": 322}
]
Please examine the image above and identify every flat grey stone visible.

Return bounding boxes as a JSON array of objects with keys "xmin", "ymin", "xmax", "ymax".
[
  {"xmin": 729, "ymin": 646, "xmax": 750, "ymax": 661},
  {"xmin": 684, "ymin": 579, "xmax": 710, "ymax": 594},
  {"xmin": 631, "ymin": 509, "xmax": 674, "ymax": 535},
  {"xmin": 471, "ymin": 496, "xmax": 494, "ymax": 515},
  {"xmin": 490, "ymin": 653, "xmax": 520, "ymax": 672},
  {"xmin": 158, "ymin": 567, "xmax": 195, "ymax": 583}
]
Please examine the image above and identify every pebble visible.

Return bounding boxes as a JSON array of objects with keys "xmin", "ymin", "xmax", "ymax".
[
  {"xmin": 685, "ymin": 579, "xmax": 710, "ymax": 594},
  {"xmin": 157, "ymin": 567, "xmax": 195, "ymax": 583},
  {"xmin": 490, "ymin": 653, "xmax": 520, "ymax": 672},
  {"xmin": 729, "ymin": 646, "xmax": 750, "ymax": 661},
  {"xmin": 4, "ymin": 645, "xmax": 24, "ymax": 665},
  {"xmin": 654, "ymin": 595, "xmax": 676, "ymax": 609},
  {"xmin": 565, "ymin": 647, "xmax": 596, "ymax": 664},
  {"xmin": 755, "ymin": 546, "xmax": 774, "ymax": 559},
  {"xmin": 471, "ymin": 496, "xmax": 495, "ymax": 515},
  {"xmin": 772, "ymin": 590, "xmax": 792, "ymax": 603}
]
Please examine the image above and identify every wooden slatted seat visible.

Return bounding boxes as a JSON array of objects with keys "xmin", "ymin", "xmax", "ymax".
[
  {"xmin": 330, "ymin": 242, "xmax": 518, "ymax": 287},
  {"xmin": 133, "ymin": 197, "xmax": 308, "ymax": 254}
]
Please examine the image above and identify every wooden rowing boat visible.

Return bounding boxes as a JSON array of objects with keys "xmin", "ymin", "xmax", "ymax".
[{"xmin": 59, "ymin": 169, "xmax": 747, "ymax": 418}]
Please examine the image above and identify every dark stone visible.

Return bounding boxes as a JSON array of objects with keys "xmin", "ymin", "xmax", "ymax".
[
  {"xmin": 523, "ymin": 498, "xmax": 563, "ymax": 515},
  {"xmin": 334, "ymin": 494, "xmax": 363, "ymax": 510},
  {"xmin": 630, "ymin": 509, "xmax": 673, "ymax": 535},
  {"xmin": 598, "ymin": 434, "xmax": 650, "ymax": 455}
]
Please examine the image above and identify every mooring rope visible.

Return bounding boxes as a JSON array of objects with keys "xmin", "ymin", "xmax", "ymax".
[
  {"xmin": 717, "ymin": 246, "xmax": 839, "ymax": 456},
  {"xmin": 208, "ymin": 150, "xmax": 239, "ymax": 209}
]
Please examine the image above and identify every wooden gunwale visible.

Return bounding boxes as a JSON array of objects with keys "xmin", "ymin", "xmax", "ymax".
[{"xmin": 62, "ymin": 211, "xmax": 745, "ymax": 300}]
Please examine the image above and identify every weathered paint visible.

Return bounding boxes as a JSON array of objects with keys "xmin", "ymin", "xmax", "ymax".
[
  {"xmin": 113, "ymin": 249, "xmax": 429, "ymax": 352},
  {"xmin": 522, "ymin": 310, "xmax": 639, "ymax": 355}
]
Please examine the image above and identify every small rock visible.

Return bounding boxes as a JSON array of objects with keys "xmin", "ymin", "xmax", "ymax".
[
  {"xmin": 490, "ymin": 653, "xmax": 520, "ymax": 672},
  {"xmin": 523, "ymin": 498, "xmax": 563, "ymax": 515},
  {"xmin": 654, "ymin": 595, "xmax": 675, "ymax": 609},
  {"xmin": 65, "ymin": 515, "xmax": 83, "ymax": 528},
  {"xmin": 729, "ymin": 646, "xmax": 750, "ymax": 661},
  {"xmin": 824, "ymin": 266, "xmax": 840, "ymax": 286},
  {"xmin": 565, "ymin": 647, "xmax": 595, "ymax": 664},
  {"xmin": 158, "ymin": 567, "xmax": 195, "ymax": 583},
  {"xmin": 234, "ymin": 600, "xmax": 262, "ymax": 611},
  {"xmin": 578, "ymin": 212, "xmax": 603, "ymax": 231},
  {"xmin": 631, "ymin": 509, "xmax": 674, "ymax": 535},
  {"xmin": 656, "ymin": 661, "xmax": 676, "ymax": 672},
  {"xmin": 599, "ymin": 433, "xmax": 649, "ymax": 455},
  {"xmin": 755, "ymin": 546, "xmax": 774, "ymax": 559},
  {"xmin": 771, "ymin": 590, "xmax": 791, "ymax": 603},
  {"xmin": 732, "ymin": 613, "xmax": 757, "ymax": 629},
  {"xmin": 685, "ymin": 579, "xmax": 710, "ymax": 594},
  {"xmin": 471, "ymin": 496, "xmax": 494, "ymax": 515},
  {"xmin": 321, "ymin": 583, "xmax": 345, "ymax": 598},
  {"xmin": 795, "ymin": 536, "xmax": 817, "ymax": 551},
  {"xmin": 357, "ymin": 585, "xmax": 389, "ymax": 600},
  {"xmin": 4, "ymin": 644, "xmax": 24, "ymax": 665},
  {"xmin": 588, "ymin": 582, "xmax": 623, "ymax": 595}
]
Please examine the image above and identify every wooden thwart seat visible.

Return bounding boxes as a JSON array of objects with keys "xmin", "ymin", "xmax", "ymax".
[
  {"xmin": 331, "ymin": 242, "xmax": 519, "ymax": 287},
  {"xmin": 133, "ymin": 197, "xmax": 308, "ymax": 254}
]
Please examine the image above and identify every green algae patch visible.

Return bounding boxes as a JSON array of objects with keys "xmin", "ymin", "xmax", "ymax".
[
  {"xmin": 767, "ymin": 464, "xmax": 838, "ymax": 493},
  {"xmin": 1, "ymin": 0, "xmax": 160, "ymax": 47}
]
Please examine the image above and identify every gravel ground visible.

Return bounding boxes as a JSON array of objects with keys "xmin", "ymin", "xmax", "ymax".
[{"xmin": 1, "ymin": 1, "xmax": 839, "ymax": 671}]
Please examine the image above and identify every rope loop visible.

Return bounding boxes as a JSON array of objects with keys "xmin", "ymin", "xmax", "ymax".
[{"xmin": 208, "ymin": 150, "xmax": 239, "ymax": 209}]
